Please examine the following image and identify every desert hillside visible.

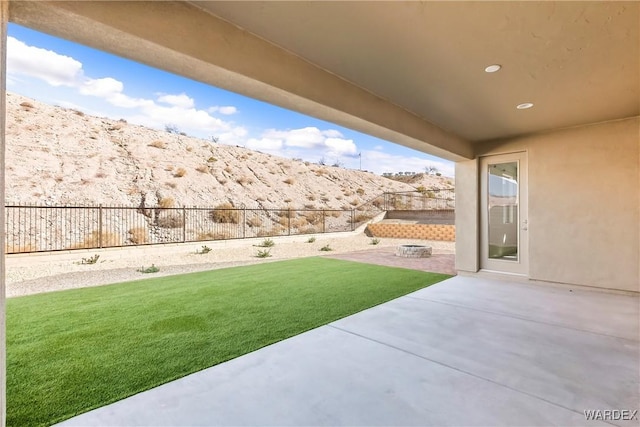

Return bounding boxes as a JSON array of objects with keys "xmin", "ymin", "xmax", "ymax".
[{"xmin": 6, "ymin": 93, "xmax": 452, "ymax": 209}]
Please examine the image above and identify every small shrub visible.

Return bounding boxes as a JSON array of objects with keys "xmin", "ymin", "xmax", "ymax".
[
  {"xmin": 416, "ymin": 185, "xmax": 427, "ymax": 194},
  {"xmin": 157, "ymin": 212, "xmax": 184, "ymax": 228},
  {"xmin": 80, "ymin": 254, "xmax": 100, "ymax": 265},
  {"xmin": 19, "ymin": 101, "xmax": 34, "ymax": 109},
  {"xmin": 256, "ymin": 249, "xmax": 272, "ymax": 258},
  {"xmin": 356, "ymin": 188, "xmax": 365, "ymax": 195},
  {"xmin": 319, "ymin": 244, "xmax": 333, "ymax": 252},
  {"xmin": 165, "ymin": 182, "xmax": 178, "ymax": 189},
  {"xmin": 72, "ymin": 232, "xmax": 120, "ymax": 249},
  {"xmin": 174, "ymin": 168, "xmax": 187, "ymax": 178},
  {"xmin": 128, "ymin": 227, "xmax": 148, "ymax": 244},
  {"xmin": 350, "ymin": 199, "xmax": 359, "ymax": 206},
  {"xmin": 224, "ymin": 166, "xmax": 233, "ymax": 174},
  {"xmin": 196, "ymin": 245, "xmax": 211, "ymax": 254},
  {"xmin": 304, "ymin": 204, "xmax": 316, "ymax": 209},
  {"xmin": 73, "ymin": 109, "xmax": 85, "ymax": 116},
  {"xmin": 196, "ymin": 165, "xmax": 210, "ymax": 174},
  {"xmin": 149, "ymin": 140, "xmax": 166, "ymax": 149},
  {"xmin": 246, "ymin": 216, "xmax": 263, "ymax": 227},
  {"xmin": 370, "ymin": 238, "xmax": 381, "ymax": 245},
  {"xmin": 207, "ymin": 157, "xmax": 217, "ymax": 163},
  {"xmin": 210, "ymin": 203, "xmax": 240, "ymax": 223},
  {"xmin": 236, "ymin": 176, "xmax": 252, "ymax": 186},
  {"xmin": 186, "ymin": 146, "xmax": 193, "ymax": 152},
  {"xmin": 258, "ymin": 238, "xmax": 275, "ymax": 248},
  {"xmin": 283, "ymin": 178, "xmax": 295, "ymax": 185},
  {"xmin": 307, "ymin": 236, "xmax": 316, "ymax": 243},
  {"xmin": 158, "ymin": 197, "xmax": 175, "ymax": 209},
  {"xmin": 138, "ymin": 264, "xmax": 160, "ymax": 274}
]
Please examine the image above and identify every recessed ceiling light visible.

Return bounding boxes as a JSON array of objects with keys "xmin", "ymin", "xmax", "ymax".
[
  {"xmin": 516, "ymin": 102, "xmax": 534, "ymax": 110},
  {"xmin": 484, "ymin": 64, "xmax": 501, "ymax": 73}
]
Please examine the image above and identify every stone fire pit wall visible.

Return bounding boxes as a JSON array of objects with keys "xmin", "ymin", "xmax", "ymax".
[{"xmin": 395, "ymin": 245, "xmax": 433, "ymax": 258}]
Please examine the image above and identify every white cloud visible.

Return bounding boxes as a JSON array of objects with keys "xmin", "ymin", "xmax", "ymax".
[
  {"xmin": 157, "ymin": 93, "xmax": 194, "ymax": 109},
  {"xmin": 80, "ymin": 77, "xmax": 123, "ymax": 98},
  {"xmin": 325, "ymin": 137, "xmax": 357, "ymax": 157},
  {"xmin": 7, "ymin": 37, "xmax": 83, "ymax": 87},
  {"xmin": 217, "ymin": 106, "xmax": 237, "ymax": 115}
]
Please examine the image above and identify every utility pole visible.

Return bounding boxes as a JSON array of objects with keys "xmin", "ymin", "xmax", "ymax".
[{"xmin": 359, "ymin": 152, "xmax": 362, "ymax": 170}]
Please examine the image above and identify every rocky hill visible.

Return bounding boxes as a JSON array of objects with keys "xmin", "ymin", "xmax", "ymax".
[{"xmin": 6, "ymin": 92, "xmax": 452, "ymax": 210}]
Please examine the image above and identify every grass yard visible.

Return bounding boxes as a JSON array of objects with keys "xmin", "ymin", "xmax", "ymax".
[{"xmin": 7, "ymin": 257, "xmax": 450, "ymax": 426}]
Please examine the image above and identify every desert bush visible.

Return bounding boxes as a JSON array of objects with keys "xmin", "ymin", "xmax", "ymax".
[
  {"xmin": 73, "ymin": 109, "xmax": 85, "ymax": 116},
  {"xmin": 356, "ymin": 188, "xmax": 365, "ymax": 195},
  {"xmin": 329, "ymin": 210, "xmax": 342, "ymax": 218},
  {"xmin": 246, "ymin": 216, "xmax": 263, "ymax": 227},
  {"xmin": 149, "ymin": 140, "xmax": 166, "ymax": 149},
  {"xmin": 174, "ymin": 168, "xmax": 187, "ymax": 178},
  {"xmin": 350, "ymin": 199, "xmax": 359, "ymax": 206},
  {"xmin": 304, "ymin": 204, "xmax": 316, "ymax": 209},
  {"xmin": 19, "ymin": 101, "xmax": 34, "ymax": 109},
  {"xmin": 138, "ymin": 264, "xmax": 160, "ymax": 273},
  {"xmin": 5, "ymin": 243, "xmax": 35, "ymax": 254},
  {"xmin": 158, "ymin": 197, "xmax": 175, "ymax": 209},
  {"xmin": 319, "ymin": 244, "xmax": 333, "ymax": 252},
  {"xmin": 304, "ymin": 211, "xmax": 323, "ymax": 225},
  {"xmin": 257, "ymin": 238, "xmax": 275, "ymax": 248},
  {"xmin": 306, "ymin": 236, "xmax": 316, "ymax": 243},
  {"xmin": 128, "ymin": 227, "xmax": 148, "ymax": 244},
  {"xmin": 209, "ymin": 203, "xmax": 240, "ymax": 224},
  {"xmin": 165, "ymin": 182, "xmax": 178, "ymax": 189},
  {"xmin": 255, "ymin": 249, "xmax": 272, "ymax": 258},
  {"xmin": 236, "ymin": 176, "xmax": 253, "ymax": 186},
  {"xmin": 196, "ymin": 245, "xmax": 211, "ymax": 254},
  {"xmin": 186, "ymin": 146, "xmax": 193, "ymax": 152},
  {"xmin": 72, "ymin": 231, "xmax": 121, "ymax": 249},
  {"xmin": 347, "ymin": 214, "xmax": 373, "ymax": 224},
  {"xmin": 224, "ymin": 166, "xmax": 233, "ymax": 174},
  {"xmin": 157, "ymin": 212, "xmax": 184, "ymax": 228},
  {"xmin": 283, "ymin": 178, "xmax": 295, "ymax": 185},
  {"xmin": 207, "ymin": 157, "xmax": 217, "ymax": 163},
  {"xmin": 195, "ymin": 165, "xmax": 210, "ymax": 174},
  {"xmin": 370, "ymin": 238, "xmax": 381, "ymax": 245},
  {"xmin": 80, "ymin": 254, "xmax": 100, "ymax": 265},
  {"xmin": 416, "ymin": 185, "xmax": 427, "ymax": 194},
  {"xmin": 307, "ymin": 195, "xmax": 316, "ymax": 201}
]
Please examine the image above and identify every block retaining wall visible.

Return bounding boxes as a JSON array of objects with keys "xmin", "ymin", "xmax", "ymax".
[{"xmin": 366, "ymin": 223, "xmax": 455, "ymax": 241}]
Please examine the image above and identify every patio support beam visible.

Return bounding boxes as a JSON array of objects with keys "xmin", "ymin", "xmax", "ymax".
[
  {"xmin": 0, "ymin": 1, "xmax": 7, "ymax": 425},
  {"xmin": 8, "ymin": 0, "xmax": 473, "ymax": 161}
]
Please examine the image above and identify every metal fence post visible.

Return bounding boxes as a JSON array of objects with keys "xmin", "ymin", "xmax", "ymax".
[
  {"xmin": 287, "ymin": 208, "xmax": 291, "ymax": 235},
  {"xmin": 98, "ymin": 204, "xmax": 103, "ymax": 248},
  {"xmin": 182, "ymin": 207, "xmax": 186, "ymax": 243},
  {"xmin": 351, "ymin": 209, "xmax": 355, "ymax": 231},
  {"xmin": 322, "ymin": 209, "xmax": 326, "ymax": 233},
  {"xmin": 243, "ymin": 208, "xmax": 246, "ymax": 239}
]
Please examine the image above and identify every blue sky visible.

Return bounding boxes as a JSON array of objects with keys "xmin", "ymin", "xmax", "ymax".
[{"xmin": 7, "ymin": 23, "xmax": 454, "ymax": 176}]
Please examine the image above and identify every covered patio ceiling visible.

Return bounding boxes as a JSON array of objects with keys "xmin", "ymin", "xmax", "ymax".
[{"xmin": 8, "ymin": 1, "xmax": 640, "ymax": 161}]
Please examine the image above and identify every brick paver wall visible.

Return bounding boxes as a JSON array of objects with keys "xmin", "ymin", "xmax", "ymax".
[{"xmin": 366, "ymin": 224, "xmax": 455, "ymax": 241}]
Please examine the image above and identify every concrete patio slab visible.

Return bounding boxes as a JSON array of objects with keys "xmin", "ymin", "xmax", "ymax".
[{"xmin": 58, "ymin": 276, "xmax": 639, "ymax": 427}]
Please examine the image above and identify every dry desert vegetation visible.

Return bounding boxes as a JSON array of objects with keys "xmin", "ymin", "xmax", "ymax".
[{"xmin": 6, "ymin": 93, "xmax": 452, "ymax": 210}]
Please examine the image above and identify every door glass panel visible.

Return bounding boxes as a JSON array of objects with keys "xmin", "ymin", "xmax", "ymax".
[{"xmin": 488, "ymin": 162, "xmax": 518, "ymax": 261}]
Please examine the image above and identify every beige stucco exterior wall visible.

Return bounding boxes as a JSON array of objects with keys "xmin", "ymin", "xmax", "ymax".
[
  {"xmin": 455, "ymin": 159, "xmax": 479, "ymax": 273},
  {"xmin": 458, "ymin": 117, "xmax": 639, "ymax": 292}
]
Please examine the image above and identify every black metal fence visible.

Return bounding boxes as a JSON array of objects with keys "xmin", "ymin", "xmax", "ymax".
[{"xmin": 5, "ymin": 190, "xmax": 454, "ymax": 254}]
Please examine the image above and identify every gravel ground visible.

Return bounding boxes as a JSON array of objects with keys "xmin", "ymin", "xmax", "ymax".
[{"xmin": 6, "ymin": 234, "xmax": 454, "ymax": 298}]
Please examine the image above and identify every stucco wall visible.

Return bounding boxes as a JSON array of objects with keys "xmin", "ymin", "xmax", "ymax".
[{"xmin": 459, "ymin": 117, "xmax": 639, "ymax": 292}]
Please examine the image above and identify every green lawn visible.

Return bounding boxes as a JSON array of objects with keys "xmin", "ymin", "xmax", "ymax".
[{"xmin": 7, "ymin": 257, "xmax": 450, "ymax": 426}]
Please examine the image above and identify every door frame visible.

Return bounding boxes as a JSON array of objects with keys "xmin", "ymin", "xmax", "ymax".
[{"xmin": 479, "ymin": 151, "xmax": 529, "ymax": 276}]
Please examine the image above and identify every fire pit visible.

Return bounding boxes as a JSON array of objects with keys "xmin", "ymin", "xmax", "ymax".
[{"xmin": 395, "ymin": 245, "xmax": 432, "ymax": 258}]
